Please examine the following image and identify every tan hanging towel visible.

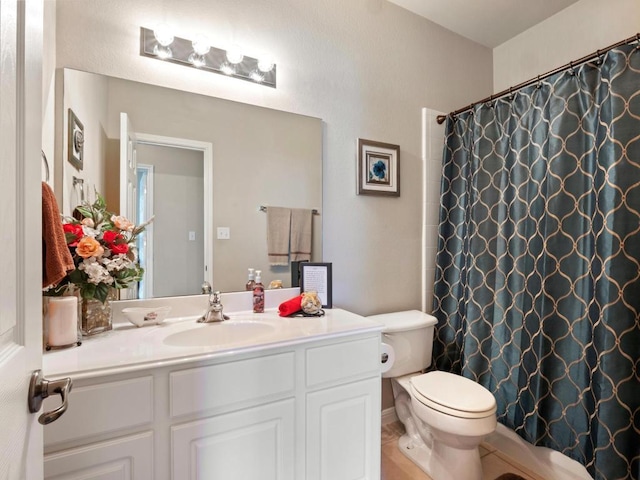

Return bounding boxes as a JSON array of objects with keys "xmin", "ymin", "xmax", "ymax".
[
  {"xmin": 290, "ymin": 208, "xmax": 312, "ymax": 262},
  {"xmin": 267, "ymin": 207, "xmax": 291, "ymax": 266},
  {"xmin": 42, "ymin": 182, "xmax": 74, "ymax": 288}
]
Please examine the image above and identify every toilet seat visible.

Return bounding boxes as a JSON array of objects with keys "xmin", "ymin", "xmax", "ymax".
[{"xmin": 410, "ymin": 371, "xmax": 496, "ymax": 419}]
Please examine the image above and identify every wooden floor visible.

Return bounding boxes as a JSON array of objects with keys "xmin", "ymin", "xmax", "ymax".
[{"xmin": 381, "ymin": 422, "xmax": 546, "ymax": 480}]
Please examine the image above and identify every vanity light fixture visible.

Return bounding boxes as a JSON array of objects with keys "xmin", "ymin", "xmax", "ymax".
[{"xmin": 140, "ymin": 27, "xmax": 277, "ymax": 88}]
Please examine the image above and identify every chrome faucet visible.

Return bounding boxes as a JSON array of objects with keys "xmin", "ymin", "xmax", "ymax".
[{"xmin": 198, "ymin": 290, "xmax": 229, "ymax": 323}]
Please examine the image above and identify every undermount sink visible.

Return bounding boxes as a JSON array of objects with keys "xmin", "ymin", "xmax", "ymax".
[{"xmin": 163, "ymin": 320, "xmax": 278, "ymax": 347}]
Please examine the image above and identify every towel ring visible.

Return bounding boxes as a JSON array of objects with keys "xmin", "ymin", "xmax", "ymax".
[{"xmin": 41, "ymin": 150, "xmax": 50, "ymax": 182}]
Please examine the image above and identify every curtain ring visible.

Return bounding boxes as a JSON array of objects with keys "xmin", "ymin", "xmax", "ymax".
[
  {"xmin": 536, "ymin": 75, "xmax": 541, "ymax": 89},
  {"xmin": 636, "ymin": 33, "xmax": 640, "ymax": 50},
  {"xmin": 595, "ymin": 49, "xmax": 602, "ymax": 66},
  {"xmin": 569, "ymin": 61, "xmax": 575, "ymax": 75},
  {"xmin": 486, "ymin": 94, "xmax": 494, "ymax": 108}
]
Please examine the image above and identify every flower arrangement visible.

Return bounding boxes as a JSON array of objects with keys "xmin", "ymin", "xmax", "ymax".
[{"xmin": 46, "ymin": 194, "xmax": 152, "ymax": 303}]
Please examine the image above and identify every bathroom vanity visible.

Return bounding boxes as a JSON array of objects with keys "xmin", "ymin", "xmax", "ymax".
[{"xmin": 42, "ymin": 308, "xmax": 383, "ymax": 479}]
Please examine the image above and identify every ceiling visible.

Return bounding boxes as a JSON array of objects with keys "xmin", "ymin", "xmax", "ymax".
[{"xmin": 387, "ymin": 0, "xmax": 582, "ymax": 48}]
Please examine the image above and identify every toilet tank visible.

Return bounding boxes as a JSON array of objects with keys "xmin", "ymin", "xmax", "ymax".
[{"xmin": 368, "ymin": 310, "xmax": 438, "ymax": 378}]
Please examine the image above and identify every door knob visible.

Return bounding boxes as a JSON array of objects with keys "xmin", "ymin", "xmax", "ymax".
[{"xmin": 27, "ymin": 369, "xmax": 73, "ymax": 425}]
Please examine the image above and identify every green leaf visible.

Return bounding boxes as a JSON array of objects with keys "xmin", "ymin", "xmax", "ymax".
[
  {"xmin": 75, "ymin": 205, "xmax": 92, "ymax": 218},
  {"xmin": 68, "ymin": 268, "xmax": 86, "ymax": 284},
  {"xmin": 94, "ymin": 283, "xmax": 110, "ymax": 303},
  {"xmin": 95, "ymin": 194, "xmax": 106, "ymax": 210},
  {"xmin": 82, "ymin": 283, "xmax": 96, "ymax": 300}
]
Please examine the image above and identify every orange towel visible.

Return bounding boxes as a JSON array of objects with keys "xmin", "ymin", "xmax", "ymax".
[{"xmin": 42, "ymin": 182, "xmax": 74, "ymax": 288}]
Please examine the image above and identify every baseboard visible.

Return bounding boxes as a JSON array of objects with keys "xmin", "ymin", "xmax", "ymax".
[{"xmin": 381, "ymin": 407, "xmax": 398, "ymax": 425}]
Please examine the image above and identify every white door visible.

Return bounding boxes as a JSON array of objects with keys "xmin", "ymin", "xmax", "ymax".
[
  {"xmin": 0, "ymin": 0, "xmax": 45, "ymax": 478},
  {"xmin": 119, "ymin": 112, "xmax": 138, "ymax": 299},
  {"xmin": 119, "ymin": 112, "xmax": 138, "ymax": 224}
]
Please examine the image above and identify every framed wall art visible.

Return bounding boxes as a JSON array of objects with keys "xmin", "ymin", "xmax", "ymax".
[
  {"xmin": 357, "ymin": 138, "xmax": 400, "ymax": 196},
  {"xmin": 68, "ymin": 108, "xmax": 84, "ymax": 170}
]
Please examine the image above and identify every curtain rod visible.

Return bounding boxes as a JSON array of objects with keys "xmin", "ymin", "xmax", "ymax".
[{"xmin": 436, "ymin": 32, "xmax": 640, "ymax": 125}]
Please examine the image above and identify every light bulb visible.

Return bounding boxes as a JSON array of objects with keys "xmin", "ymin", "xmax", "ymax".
[
  {"xmin": 192, "ymin": 34, "xmax": 210, "ymax": 56},
  {"xmin": 153, "ymin": 23, "xmax": 174, "ymax": 47},
  {"xmin": 250, "ymin": 70, "xmax": 265, "ymax": 83},
  {"xmin": 220, "ymin": 62, "xmax": 236, "ymax": 75},
  {"xmin": 257, "ymin": 55, "xmax": 274, "ymax": 73},
  {"xmin": 188, "ymin": 53, "xmax": 206, "ymax": 67},
  {"xmin": 226, "ymin": 45, "xmax": 244, "ymax": 64},
  {"xmin": 154, "ymin": 44, "xmax": 172, "ymax": 59}
]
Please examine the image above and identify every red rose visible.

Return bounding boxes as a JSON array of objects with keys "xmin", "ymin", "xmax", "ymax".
[
  {"xmin": 63, "ymin": 223, "xmax": 84, "ymax": 246},
  {"xmin": 110, "ymin": 242, "xmax": 129, "ymax": 255},
  {"xmin": 102, "ymin": 230, "xmax": 128, "ymax": 254},
  {"xmin": 102, "ymin": 230, "xmax": 118, "ymax": 244}
]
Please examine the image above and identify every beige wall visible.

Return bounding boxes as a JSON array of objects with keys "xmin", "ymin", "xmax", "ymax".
[
  {"xmin": 136, "ymin": 144, "xmax": 205, "ymax": 297},
  {"xmin": 54, "ymin": 0, "xmax": 493, "ymax": 315},
  {"xmin": 61, "ymin": 70, "xmax": 109, "ymax": 216},
  {"xmin": 493, "ymin": 0, "xmax": 640, "ymax": 92}
]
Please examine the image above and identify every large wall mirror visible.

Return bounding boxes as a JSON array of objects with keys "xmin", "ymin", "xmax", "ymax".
[{"xmin": 58, "ymin": 68, "xmax": 323, "ymax": 297}]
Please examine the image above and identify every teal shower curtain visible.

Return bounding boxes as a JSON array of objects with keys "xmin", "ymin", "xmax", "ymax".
[{"xmin": 432, "ymin": 45, "xmax": 640, "ymax": 480}]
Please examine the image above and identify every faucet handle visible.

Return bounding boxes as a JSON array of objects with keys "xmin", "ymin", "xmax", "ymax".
[
  {"xmin": 211, "ymin": 290, "xmax": 222, "ymax": 305},
  {"xmin": 201, "ymin": 281, "xmax": 212, "ymax": 294}
]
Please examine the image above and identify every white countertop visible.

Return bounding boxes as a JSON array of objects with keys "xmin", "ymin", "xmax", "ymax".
[{"xmin": 43, "ymin": 308, "xmax": 383, "ymax": 380}]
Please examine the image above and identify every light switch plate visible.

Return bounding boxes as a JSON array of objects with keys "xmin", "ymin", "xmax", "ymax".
[{"xmin": 217, "ymin": 227, "xmax": 230, "ymax": 240}]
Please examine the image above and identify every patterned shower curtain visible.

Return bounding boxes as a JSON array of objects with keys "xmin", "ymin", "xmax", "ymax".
[{"xmin": 432, "ymin": 45, "xmax": 640, "ymax": 480}]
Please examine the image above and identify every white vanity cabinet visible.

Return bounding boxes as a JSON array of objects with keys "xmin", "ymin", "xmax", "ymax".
[{"xmin": 43, "ymin": 330, "xmax": 381, "ymax": 480}]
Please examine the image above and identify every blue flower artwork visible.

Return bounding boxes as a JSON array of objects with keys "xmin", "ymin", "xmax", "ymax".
[
  {"xmin": 357, "ymin": 139, "xmax": 399, "ymax": 196},
  {"xmin": 368, "ymin": 155, "xmax": 389, "ymax": 184}
]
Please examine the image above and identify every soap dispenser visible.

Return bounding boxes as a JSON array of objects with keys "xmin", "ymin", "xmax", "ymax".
[
  {"xmin": 246, "ymin": 268, "xmax": 255, "ymax": 291},
  {"xmin": 253, "ymin": 270, "xmax": 264, "ymax": 313}
]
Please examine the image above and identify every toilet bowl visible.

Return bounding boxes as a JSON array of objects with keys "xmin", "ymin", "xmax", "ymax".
[{"xmin": 369, "ymin": 310, "xmax": 497, "ymax": 480}]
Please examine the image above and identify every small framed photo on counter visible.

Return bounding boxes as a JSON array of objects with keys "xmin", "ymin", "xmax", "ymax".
[{"xmin": 300, "ymin": 262, "xmax": 332, "ymax": 308}]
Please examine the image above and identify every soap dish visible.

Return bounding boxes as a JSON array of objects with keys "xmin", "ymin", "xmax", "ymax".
[{"xmin": 122, "ymin": 306, "xmax": 171, "ymax": 327}]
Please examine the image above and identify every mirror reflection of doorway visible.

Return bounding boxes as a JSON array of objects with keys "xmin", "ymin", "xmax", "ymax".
[
  {"xmin": 135, "ymin": 143, "xmax": 205, "ymax": 298},
  {"xmin": 136, "ymin": 164, "xmax": 153, "ymax": 298}
]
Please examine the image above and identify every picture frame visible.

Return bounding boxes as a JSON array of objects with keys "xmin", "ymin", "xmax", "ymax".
[
  {"xmin": 67, "ymin": 108, "xmax": 84, "ymax": 170},
  {"xmin": 357, "ymin": 138, "xmax": 400, "ymax": 196},
  {"xmin": 299, "ymin": 262, "xmax": 333, "ymax": 308}
]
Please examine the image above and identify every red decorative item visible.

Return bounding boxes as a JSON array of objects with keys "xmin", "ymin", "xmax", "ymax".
[{"xmin": 278, "ymin": 295, "xmax": 303, "ymax": 317}]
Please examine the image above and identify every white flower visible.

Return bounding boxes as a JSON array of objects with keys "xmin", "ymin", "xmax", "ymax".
[
  {"xmin": 81, "ymin": 218, "xmax": 95, "ymax": 228},
  {"xmin": 79, "ymin": 257, "xmax": 114, "ymax": 285},
  {"xmin": 102, "ymin": 254, "xmax": 134, "ymax": 272},
  {"xmin": 82, "ymin": 225, "xmax": 100, "ymax": 238}
]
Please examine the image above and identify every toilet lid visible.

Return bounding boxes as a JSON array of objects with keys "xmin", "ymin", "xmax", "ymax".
[
  {"xmin": 410, "ymin": 371, "xmax": 496, "ymax": 419},
  {"xmin": 368, "ymin": 310, "xmax": 437, "ymax": 333}
]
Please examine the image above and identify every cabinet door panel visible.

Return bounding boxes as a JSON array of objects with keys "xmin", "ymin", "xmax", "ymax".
[
  {"xmin": 306, "ymin": 377, "xmax": 380, "ymax": 480},
  {"xmin": 170, "ymin": 352, "xmax": 295, "ymax": 417},
  {"xmin": 172, "ymin": 398, "xmax": 295, "ymax": 480},
  {"xmin": 306, "ymin": 336, "xmax": 380, "ymax": 388},
  {"xmin": 44, "ymin": 432, "xmax": 153, "ymax": 479},
  {"xmin": 44, "ymin": 376, "xmax": 153, "ymax": 448}
]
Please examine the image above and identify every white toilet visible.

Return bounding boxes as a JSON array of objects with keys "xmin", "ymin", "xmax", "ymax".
[{"xmin": 371, "ymin": 310, "xmax": 497, "ymax": 480}]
